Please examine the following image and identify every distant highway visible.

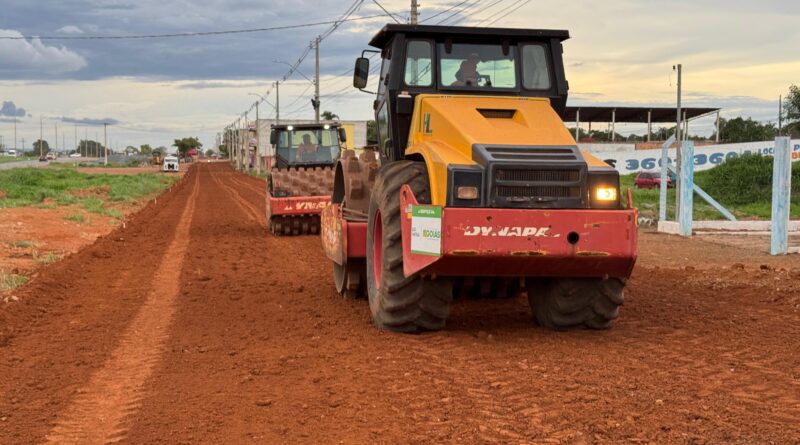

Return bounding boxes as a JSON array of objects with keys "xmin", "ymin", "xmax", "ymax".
[{"xmin": 0, "ymin": 157, "xmax": 94, "ymax": 170}]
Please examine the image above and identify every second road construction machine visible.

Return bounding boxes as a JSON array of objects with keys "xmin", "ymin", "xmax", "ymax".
[
  {"xmin": 267, "ymin": 123, "xmax": 346, "ymax": 235},
  {"xmin": 321, "ymin": 24, "xmax": 638, "ymax": 332}
]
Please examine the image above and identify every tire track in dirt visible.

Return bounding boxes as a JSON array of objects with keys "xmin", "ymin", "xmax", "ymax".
[
  {"xmin": 226, "ymin": 172, "xmax": 266, "ymax": 198},
  {"xmin": 208, "ymin": 168, "xmax": 265, "ymax": 227},
  {"xmin": 43, "ymin": 166, "xmax": 202, "ymax": 444}
]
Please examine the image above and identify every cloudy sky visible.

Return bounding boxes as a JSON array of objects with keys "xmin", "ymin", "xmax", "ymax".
[{"xmin": 0, "ymin": 0, "xmax": 798, "ymax": 150}]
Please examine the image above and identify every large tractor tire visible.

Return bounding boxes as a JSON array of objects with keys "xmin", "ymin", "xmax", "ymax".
[
  {"xmin": 526, "ymin": 278, "xmax": 625, "ymax": 330},
  {"xmin": 366, "ymin": 161, "xmax": 453, "ymax": 333}
]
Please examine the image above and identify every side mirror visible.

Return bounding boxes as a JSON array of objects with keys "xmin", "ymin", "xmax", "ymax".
[
  {"xmin": 269, "ymin": 130, "xmax": 277, "ymax": 145},
  {"xmin": 338, "ymin": 127, "xmax": 347, "ymax": 143},
  {"xmin": 353, "ymin": 57, "xmax": 370, "ymax": 89}
]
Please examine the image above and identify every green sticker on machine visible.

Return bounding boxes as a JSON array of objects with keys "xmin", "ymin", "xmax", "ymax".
[{"xmin": 410, "ymin": 205, "xmax": 442, "ymax": 256}]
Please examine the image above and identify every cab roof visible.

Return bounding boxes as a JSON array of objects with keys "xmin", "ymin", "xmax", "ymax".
[
  {"xmin": 270, "ymin": 122, "xmax": 342, "ymax": 130},
  {"xmin": 368, "ymin": 24, "xmax": 570, "ymax": 49}
]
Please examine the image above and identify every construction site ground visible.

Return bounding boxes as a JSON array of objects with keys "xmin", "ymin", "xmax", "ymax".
[{"xmin": 0, "ymin": 163, "xmax": 797, "ymax": 444}]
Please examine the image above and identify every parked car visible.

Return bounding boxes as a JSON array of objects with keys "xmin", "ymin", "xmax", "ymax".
[
  {"xmin": 69, "ymin": 152, "xmax": 82, "ymax": 158},
  {"xmin": 634, "ymin": 172, "xmax": 674, "ymax": 189},
  {"xmin": 38, "ymin": 155, "xmax": 48, "ymax": 162},
  {"xmin": 46, "ymin": 152, "xmax": 58, "ymax": 160}
]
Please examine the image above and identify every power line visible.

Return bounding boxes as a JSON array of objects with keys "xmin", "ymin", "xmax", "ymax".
[
  {"xmin": 436, "ymin": 0, "xmax": 481, "ymax": 25},
  {"xmin": 1, "ymin": 14, "xmax": 384, "ymax": 40},
  {"xmin": 486, "ymin": 0, "xmax": 531, "ymax": 26},
  {"xmin": 465, "ymin": 0, "xmax": 509, "ymax": 25},
  {"xmin": 371, "ymin": 0, "xmax": 403, "ymax": 23},
  {"xmin": 421, "ymin": 0, "xmax": 471, "ymax": 23}
]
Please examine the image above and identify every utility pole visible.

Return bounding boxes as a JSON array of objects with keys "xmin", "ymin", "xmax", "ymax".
[
  {"xmin": 54, "ymin": 123, "xmax": 58, "ymax": 153},
  {"xmin": 13, "ymin": 119, "xmax": 17, "ymax": 152},
  {"xmin": 74, "ymin": 124, "xmax": 77, "ymax": 153},
  {"xmin": 84, "ymin": 127, "xmax": 88, "ymax": 157},
  {"xmin": 778, "ymin": 95, "xmax": 783, "ymax": 136},
  {"xmin": 104, "ymin": 123, "xmax": 108, "ymax": 166},
  {"xmin": 276, "ymin": 81, "xmax": 280, "ymax": 124},
  {"xmin": 410, "ymin": 0, "xmax": 419, "ymax": 25},
  {"xmin": 674, "ymin": 64, "xmax": 682, "ymax": 219},
  {"xmin": 254, "ymin": 101, "xmax": 260, "ymax": 174},
  {"xmin": 39, "ymin": 116, "xmax": 44, "ymax": 158},
  {"xmin": 314, "ymin": 36, "xmax": 321, "ymax": 123}
]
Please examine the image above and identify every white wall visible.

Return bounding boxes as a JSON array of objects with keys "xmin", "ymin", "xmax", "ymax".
[{"xmin": 584, "ymin": 139, "xmax": 800, "ymax": 174}]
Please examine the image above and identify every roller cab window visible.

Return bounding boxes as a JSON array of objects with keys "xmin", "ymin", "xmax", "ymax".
[
  {"xmin": 404, "ymin": 40, "xmax": 433, "ymax": 87},
  {"xmin": 275, "ymin": 127, "xmax": 341, "ymax": 167},
  {"xmin": 438, "ymin": 43, "xmax": 517, "ymax": 90}
]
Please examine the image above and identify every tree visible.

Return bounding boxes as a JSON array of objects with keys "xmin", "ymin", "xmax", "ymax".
[
  {"xmin": 172, "ymin": 137, "xmax": 202, "ymax": 157},
  {"xmin": 717, "ymin": 117, "xmax": 776, "ymax": 143},
  {"xmin": 321, "ymin": 110, "xmax": 340, "ymax": 121},
  {"xmin": 205, "ymin": 149, "xmax": 215, "ymax": 157},
  {"xmin": 784, "ymin": 84, "xmax": 800, "ymax": 123},
  {"xmin": 140, "ymin": 144, "xmax": 153, "ymax": 155},
  {"xmin": 218, "ymin": 144, "xmax": 229, "ymax": 157},
  {"xmin": 32, "ymin": 139, "xmax": 50, "ymax": 156}
]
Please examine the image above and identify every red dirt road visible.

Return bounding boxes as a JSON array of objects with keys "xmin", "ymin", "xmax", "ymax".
[{"xmin": 1, "ymin": 163, "xmax": 798, "ymax": 444}]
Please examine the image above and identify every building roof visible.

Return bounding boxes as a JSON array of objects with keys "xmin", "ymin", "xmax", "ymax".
[
  {"xmin": 563, "ymin": 106, "xmax": 719, "ymax": 123},
  {"xmin": 369, "ymin": 24, "xmax": 570, "ymax": 48}
]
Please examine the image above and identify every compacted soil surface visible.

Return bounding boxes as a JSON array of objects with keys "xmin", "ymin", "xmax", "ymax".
[{"xmin": 1, "ymin": 162, "xmax": 798, "ymax": 444}]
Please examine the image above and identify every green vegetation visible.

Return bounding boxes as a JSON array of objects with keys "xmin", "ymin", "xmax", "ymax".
[
  {"xmin": 0, "ymin": 167, "xmax": 177, "ymax": 217},
  {"xmin": 8, "ymin": 240, "xmax": 37, "ymax": 249},
  {"xmin": 0, "ymin": 156, "xmax": 35, "ymax": 164},
  {"xmin": 64, "ymin": 213, "xmax": 87, "ymax": 224},
  {"xmin": 173, "ymin": 137, "xmax": 202, "ymax": 157},
  {"xmin": 624, "ymin": 155, "xmax": 800, "ymax": 220},
  {"xmin": 0, "ymin": 272, "xmax": 28, "ymax": 292},
  {"xmin": 35, "ymin": 251, "xmax": 61, "ymax": 266}
]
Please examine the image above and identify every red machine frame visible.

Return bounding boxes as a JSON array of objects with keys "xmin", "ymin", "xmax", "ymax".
[{"xmin": 321, "ymin": 186, "xmax": 638, "ymax": 279}]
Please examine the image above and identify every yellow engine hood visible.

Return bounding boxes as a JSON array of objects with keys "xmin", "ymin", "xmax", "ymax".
[{"xmin": 408, "ymin": 95, "xmax": 578, "ymax": 152}]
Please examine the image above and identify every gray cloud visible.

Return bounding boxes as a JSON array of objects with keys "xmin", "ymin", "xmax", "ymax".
[
  {"xmin": 178, "ymin": 81, "xmax": 268, "ymax": 90},
  {"xmin": 56, "ymin": 25, "xmax": 83, "ymax": 34},
  {"xmin": 0, "ymin": 101, "xmax": 26, "ymax": 117},
  {"xmin": 0, "ymin": 29, "xmax": 87, "ymax": 75},
  {"xmin": 60, "ymin": 116, "xmax": 121, "ymax": 125}
]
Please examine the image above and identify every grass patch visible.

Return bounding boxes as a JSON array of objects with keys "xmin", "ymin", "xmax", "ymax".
[
  {"xmin": 625, "ymin": 154, "xmax": 800, "ymax": 220},
  {"xmin": 9, "ymin": 240, "xmax": 36, "ymax": 249},
  {"xmin": 0, "ymin": 156, "xmax": 35, "ymax": 164},
  {"xmin": 35, "ymin": 251, "xmax": 61, "ymax": 265},
  {"xmin": 64, "ymin": 213, "xmax": 87, "ymax": 224},
  {"xmin": 0, "ymin": 168, "xmax": 178, "ymax": 216},
  {"xmin": 0, "ymin": 272, "xmax": 28, "ymax": 292}
]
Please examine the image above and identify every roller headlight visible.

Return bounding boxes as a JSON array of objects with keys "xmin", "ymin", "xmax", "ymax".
[{"xmin": 594, "ymin": 186, "xmax": 617, "ymax": 202}]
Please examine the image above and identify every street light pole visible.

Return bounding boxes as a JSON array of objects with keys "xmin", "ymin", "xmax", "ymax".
[
  {"xmin": 104, "ymin": 123, "xmax": 108, "ymax": 166},
  {"xmin": 254, "ymin": 101, "xmax": 260, "ymax": 174},
  {"xmin": 315, "ymin": 36, "xmax": 321, "ymax": 123},
  {"xmin": 674, "ymin": 64, "xmax": 682, "ymax": 219},
  {"xmin": 276, "ymin": 81, "xmax": 280, "ymax": 124},
  {"xmin": 39, "ymin": 116, "xmax": 43, "ymax": 158}
]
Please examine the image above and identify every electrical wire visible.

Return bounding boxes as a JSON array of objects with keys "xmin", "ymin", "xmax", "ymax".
[
  {"xmin": 486, "ymin": 0, "xmax": 531, "ymax": 26},
  {"xmin": 436, "ymin": 0, "xmax": 481, "ymax": 25},
  {"xmin": 371, "ymin": 0, "xmax": 403, "ymax": 23},
  {"xmin": 420, "ymin": 0, "xmax": 471, "ymax": 23},
  {"xmin": 1, "ymin": 13, "xmax": 385, "ymax": 40}
]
